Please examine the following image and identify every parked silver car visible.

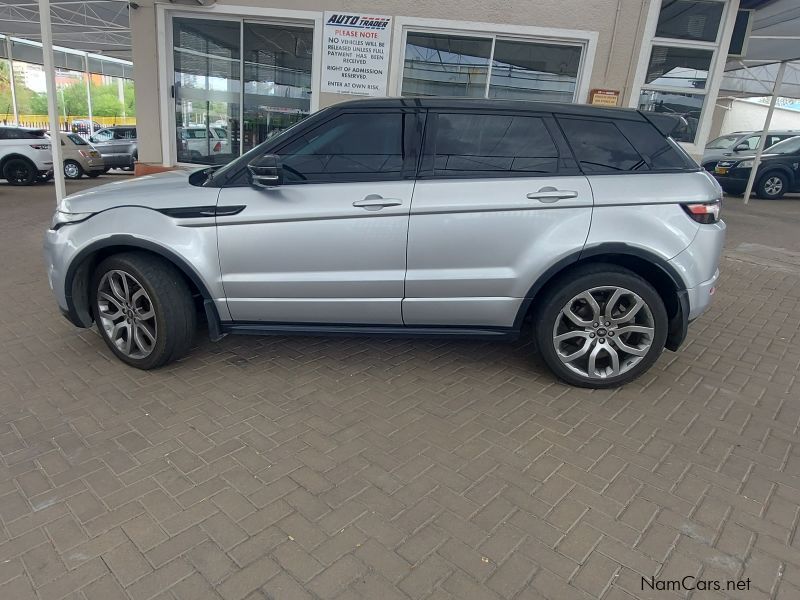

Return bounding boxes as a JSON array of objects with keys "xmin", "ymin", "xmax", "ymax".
[
  {"xmin": 88, "ymin": 126, "xmax": 137, "ymax": 170},
  {"xmin": 44, "ymin": 98, "xmax": 725, "ymax": 388}
]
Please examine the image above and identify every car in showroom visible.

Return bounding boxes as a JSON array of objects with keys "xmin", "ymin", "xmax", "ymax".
[
  {"xmin": 88, "ymin": 126, "xmax": 137, "ymax": 171},
  {"xmin": 59, "ymin": 132, "xmax": 105, "ymax": 179},
  {"xmin": 177, "ymin": 125, "xmax": 230, "ymax": 163},
  {"xmin": 44, "ymin": 98, "xmax": 725, "ymax": 388},
  {"xmin": 0, "ymin": 126, "xmax": 54, "ymax": 185},
  {"xmin": 714, "ymin": 135, "xmax": 800, "ymax": 199},
  {"xmin": 701, "ymin": 129, "xmax": 798, "ymax": 172}
]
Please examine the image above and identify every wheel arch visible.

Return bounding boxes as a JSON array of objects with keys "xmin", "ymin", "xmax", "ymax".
[
  {"xmin": 64, "ymin": 235, "xmax": 220, "ymax": 333},
  {"xmin": 0, "ymin": 153, "xmax": 37, "ymax": 173},
  {"xmin": 514, "ymin": 243, "xmax": 689, "ymax": 351},
  {"xmin": 758, "ymin": 165, "xmax": 795, "ymax": 188}
]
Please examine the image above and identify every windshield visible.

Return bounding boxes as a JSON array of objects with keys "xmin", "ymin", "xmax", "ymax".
[
  {"xmin": 705, "ymin": 135, "xmax": 742, "ymax": 150},
  {"xmin": 67, "ymin": 134, "xmax": 88, "ymax": 145},
  {"xmin": 766, "ymin": 135, "xmax": 800, "ymax": 155}
]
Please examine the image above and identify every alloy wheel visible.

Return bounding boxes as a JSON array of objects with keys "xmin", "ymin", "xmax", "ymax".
[
  {"xmin": 764, "ymin": 176, "xmax": 783, "ymax": 196},
  {"xmin": 552, "ymin": 286, "xmax": 655, "ymax": 379},
  {"xmin": 96, "ymin": 270, "xmax": 157, "ymax": 359}
]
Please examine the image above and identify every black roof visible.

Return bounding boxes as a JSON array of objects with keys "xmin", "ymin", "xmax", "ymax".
[{"xmin": 330, "ymin": 96, "xmax": 648, "ymax": 121}]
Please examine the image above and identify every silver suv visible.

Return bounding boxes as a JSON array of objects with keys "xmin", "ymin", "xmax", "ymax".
[{"xmin": 44, "ymin": 98, "xmax": 725, "ymax": 388}]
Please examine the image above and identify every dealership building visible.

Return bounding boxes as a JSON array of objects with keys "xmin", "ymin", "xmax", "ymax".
[{"xmin": 125, "ymin": 0, "xmax": 773, "ymax": 169}]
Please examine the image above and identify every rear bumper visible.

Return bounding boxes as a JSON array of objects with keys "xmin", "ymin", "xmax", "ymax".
[{"xmin": 686, "ymin": 268, "xmax": 720, "ymax": 321}]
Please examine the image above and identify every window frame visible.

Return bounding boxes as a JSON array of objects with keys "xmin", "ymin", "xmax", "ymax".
[
  {"xmin": 389, "ymin": 17, "xmax": 597, "ymax": 105},
  {"xmin": 630, "ymin": 0, "xmax": 738, "ymax": 154},
  {"xmin": 418, "ymin": 109, "xmax": 579, "ymax": 180},
  {"xmin": 158, "ymin": 5, "xmax": 323, "ymax": 168}
]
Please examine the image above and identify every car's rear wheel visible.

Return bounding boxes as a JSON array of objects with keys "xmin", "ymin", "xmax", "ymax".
[
  {"xmin": 64, "ymin": 160, "xmax": 84, "ymax": 179},
  {"xmin": 91, "ymin": 253, "xmax": 196, "ymax": 369},
  {"xmin": 534, "ymin": 265, "xmax": 668, "ymax": 388},
  {"xmin": 3, "ymin": 158, "xmax": 36, "ymax": 185},
  {"xmin": 756, "ymin": 172, "xmax": 788, "ymax": 199}
]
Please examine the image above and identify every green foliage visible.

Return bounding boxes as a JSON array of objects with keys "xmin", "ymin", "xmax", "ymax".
[{"xmin": 0, "ymin": 62, "xmax": 135, "ymax": 118}]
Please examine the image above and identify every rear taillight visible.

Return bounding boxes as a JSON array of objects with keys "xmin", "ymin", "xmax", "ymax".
[
  {"xmin": 213, "ymin": 141, "xmax": 222, "ymax": 152},
  {"xmin": 682, "ymin": 201, "xmax": 721, "ymax": 224}
]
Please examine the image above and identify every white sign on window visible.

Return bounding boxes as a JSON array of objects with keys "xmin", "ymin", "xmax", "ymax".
[{"xmin": 321, "ymin": 12, "xmax": 392, "ymax": 96}]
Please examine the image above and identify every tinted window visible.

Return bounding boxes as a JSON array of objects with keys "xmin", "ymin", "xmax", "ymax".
[
  {"xmin": 92, "ymin": 130, "xmax": 114, "ymax": 142},
  {"xmin": 615, "ymin": 120, "xmax": 694, "ymax": 170},
  {"xmin": 429, "ymin": 113, "xmax": 559, "ymax": 177},
  {"xmin": 656, "ymin": 0, "xmax": 724, "ymax": 42},
  {"xmin": 559, "ymin": 118, "xmax": 647, "ymax": 173},
  {"xmin": 277, "ymin": 112, "xmax": 405, "ymax": 183}
]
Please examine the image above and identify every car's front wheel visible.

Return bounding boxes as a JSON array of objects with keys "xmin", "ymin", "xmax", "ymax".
[
  {"xmin": 535, "ymin": 265, "xmax": 668, "ymax": 388},
  {"xmin": 3, "ymin": 158, "xmax": 37, "ymax": 185},
  {"xmin": 91, "ymin": 253, "xmax": 196, "ymax": 369}
]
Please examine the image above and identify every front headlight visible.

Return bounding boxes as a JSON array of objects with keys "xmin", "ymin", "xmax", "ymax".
[
  {"xmin": 50, "ymin": 210, "xmax": 94, "ymax": 230},
  {"xmin": 737, "ymin": 160, "xmax": 754, "ymax": 168}
]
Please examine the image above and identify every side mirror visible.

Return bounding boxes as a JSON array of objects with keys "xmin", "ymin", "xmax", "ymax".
[
  {"xmin": 248, "ymin": 154, "xmax": 283, "ymax": 188},
  {"xmin": 734, "ymin": 143, "xmax": 749, "ymax": 152}
]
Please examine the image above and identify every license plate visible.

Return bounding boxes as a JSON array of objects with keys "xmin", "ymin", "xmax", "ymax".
[{"xmin": 715, "ymin": 166, "xmax": 728, "ymax": 175}]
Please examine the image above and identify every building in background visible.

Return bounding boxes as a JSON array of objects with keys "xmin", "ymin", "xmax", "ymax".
[{"xmin": 126, "ymin": 0, "xmax": 751, "ymax": 168}]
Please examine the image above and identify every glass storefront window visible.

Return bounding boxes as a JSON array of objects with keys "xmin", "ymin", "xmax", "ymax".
[
  {"xmin": 488, "ymin": 40, "xmax": 581, "ymax": 102},
  {"xmin": 242, "ymin": 23, "xmax": 313, "ymax": 153},
  {"xmin": 402, "ymin": 32, "xmax": 583, "ymax": 103},
  {"xmin": 402, "ymin": 33, "xmax": 492, "ymax": 97},
  {"xmin": 637, "ymin": 89, "xmax": 704, "ymax": 143},
  {"xmin": 173, "ymin": 18, "xmax": 242, "ymax": 165},
  {"xmin": 645, "ymin": 45, "xmax": 712, "ymax": 89},
  {"xmin": 656, "ymin": 0, "xmax": 724, "ymax": 42}
]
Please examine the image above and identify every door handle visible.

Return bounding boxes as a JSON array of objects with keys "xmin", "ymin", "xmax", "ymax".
[
  {"xmin": 352, "ymin": 194, "xmax": 403, "ymax": 210},
  {"xmin": 526, "ymin": 186, "xmax": 579, "ymax": 203}
]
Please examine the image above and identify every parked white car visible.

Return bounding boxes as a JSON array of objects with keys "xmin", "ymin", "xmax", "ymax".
[
  {"xmin": 0, "ymin": 126, "xmax": 54, "ymax": 185},
  {"xmin": 177, "ymin": 125, "xmax": 229, "ymax": 161}
]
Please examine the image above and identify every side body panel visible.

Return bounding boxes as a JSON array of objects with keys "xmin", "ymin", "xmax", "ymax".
[
  {"xmin": 216, "ymin": 181, "xmax": 413, "ymax": 325},
  {"xmin": 404, "ymin": 176, "xmax": 593, "ymax": 327}
]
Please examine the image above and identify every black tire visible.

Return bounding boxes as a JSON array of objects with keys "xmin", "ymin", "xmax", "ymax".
[
  {"xmin": 756, "ymin": 171, "xmax": 788, "ymax": 199},
  {"xmin": 2, "ymin": 158, "xmax": 36, "ymax": 185},
  {"xmin": 534, "ymin": 264, "xmax": 668, "ymax": 388},
  {"xmin": 87, "ymin": 171, "xmax": 102, "ymax": 178},
  {"xmin": 91, "ymin": 252, "xmax": 196, "ymax": 369},
  {"xmin": 64, "ymin": 160, "xmax": 84, "ymax": 180}
]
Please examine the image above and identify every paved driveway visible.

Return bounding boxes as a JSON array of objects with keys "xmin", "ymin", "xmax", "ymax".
[{"xmin": 1, "ymin": 178, "xmax": 799, "ymax": 600}]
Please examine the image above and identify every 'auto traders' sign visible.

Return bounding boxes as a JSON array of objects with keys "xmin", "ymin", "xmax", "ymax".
[{"xmin": 322, "ymin": 12, "xmax": 392, "ymax": 96}]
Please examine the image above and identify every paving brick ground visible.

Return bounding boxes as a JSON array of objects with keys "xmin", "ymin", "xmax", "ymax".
[{"xmin": 1, "ymin": 177, "xmax": 799, "ymax": 600}]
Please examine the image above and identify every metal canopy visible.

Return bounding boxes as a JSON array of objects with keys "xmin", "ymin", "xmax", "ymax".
[
  {"xmin": 722, "ymin": 0, "xmax": 800, "ymax": 99},
  {"xmin": 0, "ymin": 0, "xmax": 130, "ymax": 59}
]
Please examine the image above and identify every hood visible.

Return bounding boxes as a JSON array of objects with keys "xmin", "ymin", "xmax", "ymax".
[{"xmin": 59, "ymin": 169, "xmax": 216, "ymax": 214}]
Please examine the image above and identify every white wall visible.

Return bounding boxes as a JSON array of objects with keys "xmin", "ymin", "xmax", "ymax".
[{"xmin": 719, "ymin": 98, "xmax": 800, "ymax": 134}]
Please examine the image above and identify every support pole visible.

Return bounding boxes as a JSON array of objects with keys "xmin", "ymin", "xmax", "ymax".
[
  {"xmin": 743, "ymin": 61, "xmax": 787, "ymax": 205},
  {"xmin": 7, "ymin": 37, "xmax": 18, "ymax": 125},
  {"xmin": 84, "ymin": 53, "xmax": 94, "ymax": 136},
  {"xmin": 38, "ymin": 0, "xmax": 66, "ymax": 203}
]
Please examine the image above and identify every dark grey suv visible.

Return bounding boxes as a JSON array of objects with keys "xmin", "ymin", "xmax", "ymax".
[{"xmin": 88, "ymin": 126, "xmax": 137, "ymax": 170}]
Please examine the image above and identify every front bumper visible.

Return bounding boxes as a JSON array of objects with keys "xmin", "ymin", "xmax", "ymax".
[{"xmin": 713, "ymin": 168, "xmax": 751, "ymax": 193}]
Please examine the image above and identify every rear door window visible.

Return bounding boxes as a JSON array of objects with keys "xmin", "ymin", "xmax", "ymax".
[
  {"xmin": 614, "ymin": 120, "xmax": 695, "ymax": 170},
  {"xmin": 423, "ymin": 112, "xmax": 565, "ymax": 178}
]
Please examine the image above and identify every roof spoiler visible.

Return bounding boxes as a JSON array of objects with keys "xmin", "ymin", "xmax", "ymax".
[{"xmin": 641, "ymin": 112, "xmax": 683, "ymax": 137}]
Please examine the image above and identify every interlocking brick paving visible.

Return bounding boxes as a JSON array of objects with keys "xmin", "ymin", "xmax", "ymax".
[{"xmin": 1, "ymin": 178, "xmax": 799, "ymax": 600}]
